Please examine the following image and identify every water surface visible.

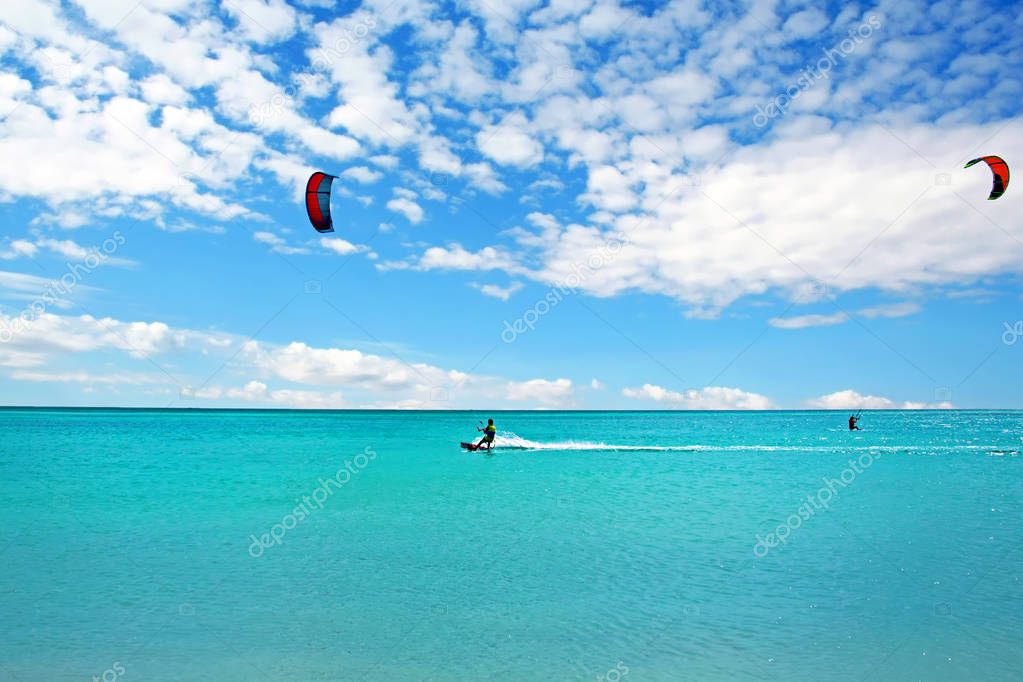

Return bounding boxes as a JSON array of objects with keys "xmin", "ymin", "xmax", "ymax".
[{"xmin": 1, "ymin": 409, "xmax": 1020, "ymax": 680}]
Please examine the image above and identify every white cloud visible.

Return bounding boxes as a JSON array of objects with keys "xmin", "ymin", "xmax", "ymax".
[
  {"xmin": 37, "ymin": 239, "xmax": 93, "ymax": 260},
  {"xmin": 0, "ymin": 267, "xmax": 104, "ymax": 309},
  {"xmin": 10, "ymin": 369, "xmax": 158, "ymax": 385},
  {"xmin": 858, "ymin": 302, "xmax": 921, "ymax": 319},
  {"xmin": 505, "ymin": 378, "xmax": 574, "ymax": 406},
  {"xmin": 0, "ymin": 309, "xmax": 576, "ymax": 408},
  {"xmin": 196, "ymin": 380, "xmax": 345, "ymax": 409},
  {"xmin": 370, "ymin": 154, "xmax": 399, "ymax": 169},
  {"xmin": 320, "ymin": 237, "xmax": 368, "ymax": 256},
  {"xmin": 253, "ymin": 231, "xmax": 309, "ymax": 255},
  {"xmin": 623, "ymin": 384, "xmax": 776, "ymax": 410},
  {"xmin": 0, "ymin": 0, "xmax": 89, "ymax": 47},
  {"xmin": 139, "ymin": 74, "xmax": 190, "ymax": 105},
  {"xmin": 770, "ymin": 312, "xmax": 849, "ymax": 329},
  {"xmin": 476, "ymin": 112, "xmax": 544, "ymax": 168},
  {"xmin": 0, "ymin": 0, "xmax": 363, "ymax": 230},
  {"xmin": 0, "ymin": 92, "xmax": 259, "ymax": 221},
  {"xmin": 387, "ymin": 197, "xmax": 424, "ymax": 224},
  {"xmin": 0, "ymin": 241, "xmax": 39, "ymax": 260},
  {"xmin": 0, "ymin": 24, "xmax": 15, "ymax": 52},
  {"xmin": 0, "ymin": 311, "xmax": 188, "ymax": 361},
  {"xmin": 580, "ymin": 165, "xmax": 636, "ymax": 212},
  {"xmin": 409, "ymin": 119, "xmax": 1023, "ymax": 317},
  {"xmin": 808, "ymin": 389, "xmax": 953, "ymax": 410},
  {"xmin": 462, "ymin": 162, "xmax": 508, "ymax": 194},
  {"xmin": 240, "ymin": 339, "xmax": 576, "ymax": 408},
  {"xmin": 31, "ymin": 210, "xmax": 92, "ymax": 230},
  {"xmin": 471, "ymin": 282, "xmax": 523, "ymax": 300},
  {"xmin": 293, "ymin": 126, "xmax": 362, "ymax": 162},
  {"xmin": 388, "ymin": 244, "xmax": 523, "ymax": 274},
  {"xmin": 529, "ymin": 176, "xmax": 565, "ymax": 193},
  {"xmin": 341, "ymin": 166, "xmax": 383, "ymax": 184},
  {"xmin": 771, "ymin": 302, "xmax": 921, "ymax": 329},
  {"xmin": 318, "ymin": 19, "xmax": 421, "ymax": 146},
  {"xmin": 12, "ymin": 238, "xmax": 135, "ymax": 267},
  {"xmin": 1, "ymin": 0, "xmax": 1016, "ymax": 327},
  {"xmin": 0, "ymin": 269, "xmax": 63, "ymax": 294},
  {"xmin": 243, "ymin": 340, "xmax": 470, "ymax": 392},
  {"xmin": 411, "ymin": 21, "xmax": 494, "ymax": 103},
  {"xmin": 782, "ymin": 9, "xmax": 829, "ymax": 38},
  {"xmin": 464, "ymin": 0, "xmax": 545, "ymax": 45},
  {"xmin": 223, "ymin": 0, "xmax": 299, "ymax": 43},
  {"xmin": 579, "ymin": 1, "xmax": 633, "ymax": 39}
]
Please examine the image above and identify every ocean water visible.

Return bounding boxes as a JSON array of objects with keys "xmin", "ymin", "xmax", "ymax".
[{"xmin": 1, "ymin": 408, "xmax": 1021, "ymax": 681}]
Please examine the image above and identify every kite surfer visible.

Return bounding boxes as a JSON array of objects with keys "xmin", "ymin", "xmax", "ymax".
[
  {"xmin": 849, "ymin": 412, "xmax": 862, "ymax": 431},
  {"xmin": 475, "ymin": 419, "xmax": 497, "ymax": 451}
]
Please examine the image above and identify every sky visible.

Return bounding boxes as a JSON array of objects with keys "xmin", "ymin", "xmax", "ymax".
[{"xmin": 0, "ymin": 0, "xmax": 1021, "ymax": 410}]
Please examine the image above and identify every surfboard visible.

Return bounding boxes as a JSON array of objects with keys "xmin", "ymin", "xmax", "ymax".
[{"xmin": 460, "ymin": 442, "xmax": 477, "ymax": 451}]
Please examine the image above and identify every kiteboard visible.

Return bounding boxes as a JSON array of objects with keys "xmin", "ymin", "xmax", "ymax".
[{"xmin": 460, "ymin": 441, "xmax": 477, "ymax": 451}]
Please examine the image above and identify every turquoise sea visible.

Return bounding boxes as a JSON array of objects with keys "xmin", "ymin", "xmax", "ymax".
[{"xmin": 1, "ymin": 408, "xmax": 1021, "ymax": 681}]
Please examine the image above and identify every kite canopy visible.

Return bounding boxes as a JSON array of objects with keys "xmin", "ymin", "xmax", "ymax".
[
  {"xmin": 964, "ymin": 156, "xmax": 1010, "ymax": 200},
  {"xmin": 305, "ymin": 172, "xmax": 336, "ymax": 232}
]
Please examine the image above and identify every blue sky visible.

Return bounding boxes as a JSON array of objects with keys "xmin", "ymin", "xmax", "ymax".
[{"xmin": 0, "ymin": 0, "xmax": 1021, "ymax": 409}]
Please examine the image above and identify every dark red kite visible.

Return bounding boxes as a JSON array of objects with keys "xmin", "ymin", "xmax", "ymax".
[
  {"xmin": 964, "ymin": 156, "xmax": 1010, "ymax": 200},
  {"xmin": 305, "ymin": 172, "xmax": 337, "ymax": 232}
]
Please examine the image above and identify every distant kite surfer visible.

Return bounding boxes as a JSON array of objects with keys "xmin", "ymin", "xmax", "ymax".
[{"xmin": 849, "ymin": 412, "xmax": 862, "ymax": 431}]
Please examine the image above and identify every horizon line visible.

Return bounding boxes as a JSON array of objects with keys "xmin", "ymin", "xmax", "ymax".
[{"xmin": 0, "ymin": 406, "xmax": 1017, "ymax": 413}]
